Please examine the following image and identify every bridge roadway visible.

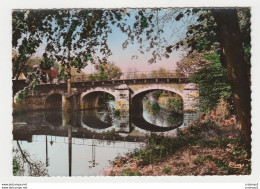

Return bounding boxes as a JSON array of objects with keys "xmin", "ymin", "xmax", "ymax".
[{"xmin": 13, "ymin": 77, "xmax": 189, "ymax": 95}]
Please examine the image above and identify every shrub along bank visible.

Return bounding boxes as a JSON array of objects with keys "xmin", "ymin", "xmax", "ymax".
[{"xmin": 105, "ymin": 121, "xmax": 251, "ymax": 176}]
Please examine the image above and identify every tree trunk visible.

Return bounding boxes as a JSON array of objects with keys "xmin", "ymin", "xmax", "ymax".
[
  {"xmin": 67, "ymin": 44, "xmax": 72, "ymax": 93},
  {"xmin": 212, "ymin": 9, "xmax": 251, "ymax": 156}
]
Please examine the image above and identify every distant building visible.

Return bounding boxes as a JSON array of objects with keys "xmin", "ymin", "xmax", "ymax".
[{"xmin": 43, "ymin": 69, "xmax": 58, "ymax": 83}]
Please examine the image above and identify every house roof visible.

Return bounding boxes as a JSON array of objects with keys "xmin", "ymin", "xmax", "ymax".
[{"xmin": 43, "ymin": 70, "xmax": 58, "ymax": 78}]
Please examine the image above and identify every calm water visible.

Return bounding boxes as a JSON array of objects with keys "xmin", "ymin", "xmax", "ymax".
[{"xmin": 13, "ymin": 98, "xmax": 186, "ymax": 176}]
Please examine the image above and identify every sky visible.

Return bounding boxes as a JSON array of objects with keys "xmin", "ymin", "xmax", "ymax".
[
  {"xmin": 32, "ymin": 8, "xmax": 198, "ymax": 74},
  {"xmin": 83, "ymin": 8, "xmax": 197, "ymax": 74}
]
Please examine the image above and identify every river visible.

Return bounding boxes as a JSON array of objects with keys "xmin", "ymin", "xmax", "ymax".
[{"xmin": 13, "ymin": 93, "xmax": 197, "ymax": 176}]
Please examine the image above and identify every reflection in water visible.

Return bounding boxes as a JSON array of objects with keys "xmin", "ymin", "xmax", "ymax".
[
  {"xmin": 13, "ymin": 104, "xmax": 146, "ymax": 176},
  {"xmin": 45, "ymin": 110, "xmax": 63, "ymax": 127},
  {"xmin": 13, "ymin": 134, "xmax": 144, "ymax": 176},
  {"xmin": 13, "ymin": 140, "xmax": 49, "ymax": 176},
  {"xmin": 68, "ymin": 126, "xmax": 72, "ymax": 176},
  {"xmin": 13, "ymin": 91, "xmax": 198, "ymax": 176},
  {"xmin": 142, "ymin": 91, "xmax": 184, "ymax": 127},
  {"xmin": 143, "ymin": 100, "xmax": 183, "ymax": 127},
  {"xmin": 96, "ymin": 101, "xmax": 115, "ymax": 125}
]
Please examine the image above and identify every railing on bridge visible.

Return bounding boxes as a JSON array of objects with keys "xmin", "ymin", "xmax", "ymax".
[
  {"xmin": 13, "ymin": 70, "xmax": 188, "ymax": 89},
  {"xmin": 70, "ymin": 70, "xmax": 186, "ymax": 83}
]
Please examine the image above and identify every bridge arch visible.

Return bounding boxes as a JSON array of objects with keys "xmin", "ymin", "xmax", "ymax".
[
  {"xmin": 81, "ymin": 87, "xmax": 116, "ymax": 100},
  {"xmin": 131, "ymin": 84, "xmax": 184, "ymax": 99},
  {"xmin": 131, "ymin": 84, "xmax": 185, "ymax": 131},
  {"xmin": 80, "ymin": 87, "xmax": 117, "ymax": 109},
  {"xmin": 44, "ymin": 92, "xmax": 63, "ymax": 110}
]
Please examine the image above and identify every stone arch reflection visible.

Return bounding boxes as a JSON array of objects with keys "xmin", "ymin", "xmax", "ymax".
[
  {"xmin": 44, "ymin": 94, "xmax": 62, "ymax": 127},
  {"xmin": 45, "ymin": 93, "xmax": 62, "ymax": 110},
  {"xmin": 81, "ymin": 91, "xmax": 116, "ymax": 130}
]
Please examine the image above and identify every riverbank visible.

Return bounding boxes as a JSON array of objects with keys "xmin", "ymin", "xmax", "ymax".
[{"xmin": 101, "ymin": 120, "xmax": 251, "ymax": 176}]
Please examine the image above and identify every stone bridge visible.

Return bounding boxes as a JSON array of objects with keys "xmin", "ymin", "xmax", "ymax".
[{"xmin": 13, "ymin": 78, "xmax": 200, "ymax": 130}]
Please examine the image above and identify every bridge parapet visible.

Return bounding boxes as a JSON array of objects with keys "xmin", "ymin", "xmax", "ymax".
[
  {"xmin": 13, "ymin": 78, "xmax": 188, "ymax": 96},
  {"xmin": 72, "ymin": 77, "xmax": 188, "ymax": 88}
]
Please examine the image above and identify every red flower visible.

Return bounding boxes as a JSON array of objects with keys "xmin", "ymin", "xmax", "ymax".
[
  {"xmin": 117, "ymin": 163, "xmax": 121, "ymax": 167},
  {"xmin": 201, "ymin": 117, "xmax": 205, "ymax": 120},
  {"xmin": 131, "ymin": 167, "xmax": 139, "ymax": 171},
  {"xmin": 209, "ymin": 115, "xmax": 213, "ymax": 119},
  {"xmin": 218, "ymin": 114, "xmax": 222, "ymax": 116},
  {"xmin": 223, "ymin": 120, "xmax": 226, "ymax": 124},
  {"xmin": 216, "ymin": 119, "xmax": 219, "ymax": 122},
  {"xmin": 230, "ymin": 119, "xmax": 235, "ymax": 123},
  {"xmin": 213, "ymin": 164, "xmax": 217, "ymax": 168},
  {"xmin": 227, "ymin": 121, "xmax": 230, "ymax": 125},
  {"xmin": 213, "ymin": 112, "xmax": 217, "ymax": 116},
  {"xmin": 222, "ymin": 123, "xmax": 225, "ymax": 127}
]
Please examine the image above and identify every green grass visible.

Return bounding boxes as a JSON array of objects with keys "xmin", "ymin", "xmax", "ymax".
[
  {"xmin": 126, "ymin": 121, "xmax": 251, "ymax": 175},
  {"xmin": 194, "ymin": 155, "xmax": 230, "ymax": 172},
  {"xmin": 163, "ymin": 166, "xmax": 172, "ymax": 174},
  {"xmin": 121, "ymin": 168, "xmax": 141, "ymax": 176},
  {"xmin": 131, "ymin": 132, "xmax": 240, "ymax": 166},
  {"xmin": 233, "ymin": 149, "xmax": 247, "ymax": 155}
]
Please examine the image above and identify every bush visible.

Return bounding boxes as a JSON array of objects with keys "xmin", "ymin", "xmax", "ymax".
[
  {"xmin": 99, "ymin": 93, "xmax": 115, "ymax": 104},
  {"xmin": 152, "ymin": 91, "xmax": 162, "ymax": 100},
  {"xmin": 151, "ymin": 103, "xmax": 160, "ymax": 116},
  {"xmin": 131, "ymin": 122, "xmax": 241, "ymax": 165},
  {"xmin": 189, "ymin": 52, "xmax": 232, "ymax": 112},
  {"xmin": 88, "ymin": 75, "xmax": 97, "ymax": 81},
  {"xmin": 115, "ymin": 110, "xmax": 120, "ymax": 117},
  {"xmin": 13, "ymin": 159, "xmax": 19, "ymax": 174},
  {"xmin": 167, "ymin": 98, "xmax": 183, "ymax": 112},
  {"xmin": 131, "ymin": 134, "xmax": 200, "ymax": 165},
  {"xmin": 13, "ymin": 108, "xmax": 27, "ymax": 116},
  {"xmin": 167, "ymin": 115, "xmax": 181, "ymax": 124}
]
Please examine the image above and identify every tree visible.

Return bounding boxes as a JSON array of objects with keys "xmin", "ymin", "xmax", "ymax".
[
  {"xmin": 189, "ymin": 51, "xmax": 232, "ymax": 112},
  {"xmin": 96, "ymin": 62, "xmax": 123, "ymax": 80},
  {"xmin": 133, "ymin": 73, "xmax": 147, "ymax": 79},
  {"xmin": 88, "ymin": 62, "xmax": 122, "ymax": 81},
  {"xmin": 151, "ymin": 68, "xmax": 174, "ymax": 78},
  {"xmin": 175, "ymin": 51, "xmax": 211, "ymax": 78},
  {"xmin": 211, "ymin": 9, "xmax": 251, "ymax": 155},
  {"xmin": 13, "ymin": 141, "xmax": 48, "ymax": 176},
  {"xmin": 117, "ymin": 9, "xmax": 188, "ymax": 64},
  {"xmin": 171, "ymin": 8, "xmax": 251, "ymax": 155},
  {"xmin": 12, "ymin": 10, "xmax": 48, "ymax": 80},
  {"xmin": 118, "ymin": 8, "xmax": 251, "ymax": 155},
  {"xmin": 12, "ymin": 9, "xmax": 124, "ymax": 101}
]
